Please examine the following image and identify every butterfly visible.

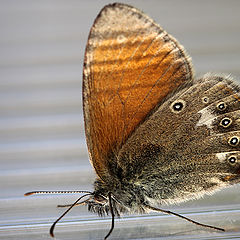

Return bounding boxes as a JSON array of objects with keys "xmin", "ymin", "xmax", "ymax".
[{"xmin": 25, "ymin": 3, "xmax": 240, "ymax": 239}]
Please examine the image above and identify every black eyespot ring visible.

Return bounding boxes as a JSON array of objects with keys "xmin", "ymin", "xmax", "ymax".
[
  {"xmin": 229, "ymin": 136, "xmax": 239, "ymax": 146},
  {"xmin": 217, "ymin": 102, "xmax": 226, "ymax": 111},
  {"xmin": 202, "ymin": 96, "xmax": 209, "ymax": 104},
  {"xmin": 228, "ymin": 155, "xmax": 237, "ymax": 164},
  {"xmin": 173, "ymin": 102, "xmax": 183, "ymax": 111},
  {"xmin": 170, "ymin": 100, "xmax": 185, "ymax": 113},
  {"xmin": 220, "ymin": 117, "xmax": 232, "ymax": 128}
]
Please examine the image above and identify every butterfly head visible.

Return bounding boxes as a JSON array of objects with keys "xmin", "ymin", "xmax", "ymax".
[
  {"xmin": 86, "ymin": 176, "xmax": 151, "ymax": 218},
  {"xmin": 86, "ymin": 178, "xmax": 126, "ymax": 217},
  {"xmin": 86, "ymin": 193, "xmax": 111, "ymax": 217}
]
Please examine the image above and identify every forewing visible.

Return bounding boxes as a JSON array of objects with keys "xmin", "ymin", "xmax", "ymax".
[{"xmin": 83, "ymin": 3, "xmax": 193, "ymax": 179}]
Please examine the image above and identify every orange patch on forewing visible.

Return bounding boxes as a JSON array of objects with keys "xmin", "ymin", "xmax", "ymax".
[{"xmin": 83, "ymin": 5, "xmax": 193, "ymax": 179}]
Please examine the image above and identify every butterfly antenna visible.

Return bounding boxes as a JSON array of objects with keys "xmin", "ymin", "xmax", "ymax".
[
  {"xmin": 49, "ymin": 193, "xmax": 92, "ymax": 237},
  {"xmin": 24, "ymin": 190, "xmax": 92, "ymax": 196},
  {"xmin": 104, "ymin": 192, "xmax": 115, "ymax": 240},
  {"xmin": 144, "ymin": 204, "xmax": 225, "ymax": 232}
]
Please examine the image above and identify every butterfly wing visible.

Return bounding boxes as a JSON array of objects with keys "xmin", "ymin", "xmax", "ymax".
[
  {"xmin": 83, "ymin": 3, "xmax": 193, "ymax": 180},
  {"xmin": 119, "ymin": 74, "xmax": 240, "ymax": 205}
]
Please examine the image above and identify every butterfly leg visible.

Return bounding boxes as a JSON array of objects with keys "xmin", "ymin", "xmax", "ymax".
[
  {"xmin": 104, "ymin": 192, "xmax": 115, "ymax": 240},
  {"xmin": 144, "ymin": 204, "xmax": 225, "ymax": 232}
]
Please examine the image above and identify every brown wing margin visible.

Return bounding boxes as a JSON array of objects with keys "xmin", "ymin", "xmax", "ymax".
[{"xmin": 82, "ymin": 3, "xmax": 193, "ymax": 180}]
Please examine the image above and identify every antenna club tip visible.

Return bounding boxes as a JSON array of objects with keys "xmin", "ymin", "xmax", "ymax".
[{"xmin": 24, "ymin": 192, "xmax": 35, "ymax": 196}]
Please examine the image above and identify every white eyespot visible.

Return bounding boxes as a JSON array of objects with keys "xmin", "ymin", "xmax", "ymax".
[
  {"xmin": 217, "ymin": 102, "xmax": 226, "ymax": 111},
  {"xmin": 228, "ymin": 155, "xmax": 237, "ymax": 164},
  {"xmin": 202, "ymin": 96, "xmax": 209, "ymax": 104},
  {"xmin": 220, "ymin": 117, "xmax": 232, "ymax": 128},
  {"xmin": 228, "ymin": 136, "xmax": 239, "ymax": 146},
  {"xmin": 170, "ymin": 99, "xmax": 186, "ymax": 113}
]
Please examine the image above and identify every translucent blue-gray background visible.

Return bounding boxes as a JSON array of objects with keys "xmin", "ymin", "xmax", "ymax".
[{"xmin": 1, "ymin": 1, "xmax": 240, "ymax": 239}]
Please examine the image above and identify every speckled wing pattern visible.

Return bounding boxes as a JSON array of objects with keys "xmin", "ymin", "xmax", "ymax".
[
  {"xmin": 119, "ymin": 74, "xmax": 240, "ymax": 205},
  {"xmin": 82, "ymin": 3, "xmax": 193, "ymax": 180}
]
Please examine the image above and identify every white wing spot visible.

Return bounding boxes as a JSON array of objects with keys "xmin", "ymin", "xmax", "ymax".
[
  {"xmin": 196, "ymin": 107, "xmax": 215, "ymax": 128},
  {"xmin": 216, "ymin": 152, "xmax": 227, "ymax": 162}
]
